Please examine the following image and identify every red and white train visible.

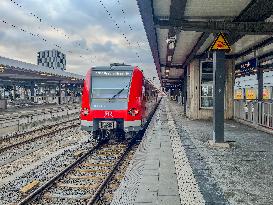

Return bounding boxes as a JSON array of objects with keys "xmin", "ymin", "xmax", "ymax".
[{"xmin": 80, "ymin": 63, "xmax": 159, "ymax": 141}]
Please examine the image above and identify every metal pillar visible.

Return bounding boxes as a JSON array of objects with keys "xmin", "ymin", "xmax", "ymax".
[
  {"xmin": 64, "ymin": 84, "xmax": 67, "ymax": 97},
  {"xmin": 58, "ymin": 81, "xmax": 62, "ymax": 104},
  {"xmin": 213, "ymin": 51, "xmax": 226, "ymax": 143},
  {"xmin": 257, "ymin": 66, "xmax": 263, "ymax": 101},
  {"xmin": 3, "ymin": 85, "xmax": 6, "ymax": 99},
  {"xmin": 12, "ymin": 84, "xmax": 16, "ymax": 100},
  {"xmin": 30, "ymin": 81, "xmax": 35, "ymax": 102}
]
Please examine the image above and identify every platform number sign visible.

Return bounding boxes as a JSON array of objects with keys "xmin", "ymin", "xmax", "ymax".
[{"xmin": 209, "ymin": 32, "xmax": 231, "ymax": 52}]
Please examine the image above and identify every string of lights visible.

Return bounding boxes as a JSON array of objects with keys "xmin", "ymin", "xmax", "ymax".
[{"xmin": 97, "ymin": 0, "xmax": 141, "ymax": 61}]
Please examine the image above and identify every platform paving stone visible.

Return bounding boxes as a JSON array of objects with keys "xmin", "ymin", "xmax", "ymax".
[
  {"xmin": 168, "ymin": 99, "xmax": 273, "ymax": 205},
  {"xmin": 111, "ymin": 100, "xmax": 211, "ymax": 205},
  {"xmin": 111, "ymin": 102, "xmax": 184, "ymax": 205},
  {"xmin": 112, "ymin": 98, "xmax": 273, "ymax": 205}
]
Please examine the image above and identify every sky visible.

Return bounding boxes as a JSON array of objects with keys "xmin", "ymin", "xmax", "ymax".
[{"xmin": 0, "ymin": 0, "xmax": 160, "ymax": 85}]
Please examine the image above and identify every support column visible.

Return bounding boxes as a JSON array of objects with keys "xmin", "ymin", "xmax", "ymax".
[
  {"xmin": 187, "ymin": 60, "xmax": 199, "ymax": 119},
  {"xmin": 64, "ymin": 83, "xmax": 68, "ymax": 104},
  {"xmin": 257, "ymin": 65, "xmax": 263, "ymax": 101},
  {"xmin": 3, "ymin": 85, "xmax": 6, "ymax": 99},
  {"xmin": 213, "ymin": 51, "xmax": 226, "ymax": 143},
  {"xmin": 183, "ymin": 67, "xmax": 187, "ymax": 115},
  {"xmin": 30, "ymin": 81, "xmax": 35, "ymax": 102},
  {"xmin": 64, "ymin": 83, "xmax": 67, "ymax": 96},
  {"xmin": 58, "ymin": 81, "xmax": 62, "ymax": 104},
  {"xmin": 12, "ymin": 84, "xmax": 16, "ymax": 100}
]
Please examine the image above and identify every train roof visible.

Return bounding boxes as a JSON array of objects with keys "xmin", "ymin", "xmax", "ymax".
[{"xmin": 92, "ymin": 64, "xmax": 135, "ymax": 71}]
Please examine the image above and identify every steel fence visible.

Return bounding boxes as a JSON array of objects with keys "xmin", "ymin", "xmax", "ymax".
[{"xmin": 234, "ymin": 100, "xmax": 273, "ymax": 130}]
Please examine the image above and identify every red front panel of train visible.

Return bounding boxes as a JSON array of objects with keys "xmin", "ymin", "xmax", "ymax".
[{"xmin": 80, "ymin": 67, "xmax": 144, "ymax": 122}]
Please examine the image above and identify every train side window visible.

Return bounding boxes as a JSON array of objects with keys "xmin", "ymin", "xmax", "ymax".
[{"xmin": 142, "ymin": 86, "xmax": 145, "ymax": 99}]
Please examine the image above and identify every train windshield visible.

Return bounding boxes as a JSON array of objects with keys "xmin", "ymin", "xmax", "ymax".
[{"xmin": 91, "ymin": 70, "xmax": 132, "ymax": 110}]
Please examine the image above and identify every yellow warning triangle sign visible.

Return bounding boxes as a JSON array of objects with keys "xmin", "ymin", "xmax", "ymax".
[{"xmin": 209, "ymin": 33, "xmax": 231, "ymax": 52}]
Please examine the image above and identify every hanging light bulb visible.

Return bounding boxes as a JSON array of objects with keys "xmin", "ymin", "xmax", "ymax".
[
  {"xmin": 0, "ymin": 65, "xmax": 5, "ymax": 73},
  {"xmin": 168, "ymin": 41, "xmax": 175, "ymax": 50}
]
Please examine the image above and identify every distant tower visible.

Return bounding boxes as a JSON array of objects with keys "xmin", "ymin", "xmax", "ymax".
[{"xmin": 37, "ymin": 49, "xmax": 66, "ymax": 70}]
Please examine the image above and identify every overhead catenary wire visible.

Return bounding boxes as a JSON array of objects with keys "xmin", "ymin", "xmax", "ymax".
[
  {"xmin": 116, "ymin": 0, "xmax": 142, "ymax": 50},
  {"xmin": 9, "ymin": 0, "xmax": 70, "ymax": 40},
  {"xmin": 97, "ymin": 0, "xmax": 142, "ymax": 61},
  {"xmin": 6, "ymin": 0, "xmax": 97, "ymax": 63},
  {"xmin": 8, "ymin": 0, "xmax": 94, "ymax": 56},
  {"xmin": 0, "ymin": 19, "xmax": 97, "ymax": 62}
]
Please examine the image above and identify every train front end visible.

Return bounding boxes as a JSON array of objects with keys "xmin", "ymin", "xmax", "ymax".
[{"xmin": 80, "ymin": 64, "xmax": 143, "ymax": 141}]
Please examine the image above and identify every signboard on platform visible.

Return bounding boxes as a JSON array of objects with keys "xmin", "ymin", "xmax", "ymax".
[
  {"xmin": 235, "ymin": 58, "xmax": 257, "ymax": 78},
  {"xmin": 245, "ymin": 88, "xmax": 257, "ymax": 100},
  {"xmin": 209, "ymin": 33, "xmax": 231, "ymax": 52},
  {"xmin": 234, "ymin": 89, "xmax": 244, "ymax": 100},
  {"xmin": 263, "ymin": 87, "xmax": 272, "ymax": 100}
]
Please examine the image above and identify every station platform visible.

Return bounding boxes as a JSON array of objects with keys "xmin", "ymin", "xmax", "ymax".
[
  {"xmin": 111, "ymin": 98, "xmax": 273, "ymax": 205},
  {"xmin": 0, "ymin": 103, "xmax": 79, "ymax": 119},
  {"xmin": 0, "ymin": 102, "xmax": 79, "ymax": 115},
  {"xmin": 0, "ymin": 103, "xmax": 80, "ymax": 137}
]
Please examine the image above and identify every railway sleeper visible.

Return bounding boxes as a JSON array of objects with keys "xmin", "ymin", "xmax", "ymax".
[
  {"xmin": 42, "ymin": 192, "xmax": 92, "ymax": 200},
  {"xmin": 67, "ymin": 175, "xmax": 105, "ymax": 180},
  {"xmin": 56, "ymin": 183, "xmax": 99, "ymax": 189},
  {"xmin": 75, "ymin": 168, "xmax": 111, "ymax": 173},
  {"xmin": 58, "ymin": 178, "xmax": 103, "ymax": 185}
]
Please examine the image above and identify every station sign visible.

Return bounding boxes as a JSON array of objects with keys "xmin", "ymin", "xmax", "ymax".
[
  {"xmin": 93, "ymin": 71, "xmax": 132, "ymax": 77},
  {"xmin": 235, "ymin": 58, "xmax": 257, "ymax": 78},
  {"xmin": 209, "ymin": 32, "xmax": 231, "ymax": 52}
]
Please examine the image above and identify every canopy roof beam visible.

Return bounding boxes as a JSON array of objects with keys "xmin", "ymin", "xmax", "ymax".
[
  {"xmin": 155, "ymin": 18, "xmax": 273, "ymax": 35},
  {"xmin": 166, "ymin": 0, "xmax": 188, "ymax": 66}
]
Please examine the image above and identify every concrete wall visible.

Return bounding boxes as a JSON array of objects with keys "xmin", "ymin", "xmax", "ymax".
[{"xmin": 186, "ymin": 58, "xmax": 234, "ymax": 120}]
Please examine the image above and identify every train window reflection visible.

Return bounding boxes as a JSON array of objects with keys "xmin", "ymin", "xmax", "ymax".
[{"xmin": 91, "ymin": 75, "xmax": 132, "ymax": 99}]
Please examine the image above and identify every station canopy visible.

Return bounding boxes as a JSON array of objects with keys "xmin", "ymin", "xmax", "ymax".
[
  {"xmin": 137, "ymin": 0, "xmax": 273, "ymax": 87},
  {"xmin": 0, "ymin": 56, "xmax": 84, "ymax": 84}
]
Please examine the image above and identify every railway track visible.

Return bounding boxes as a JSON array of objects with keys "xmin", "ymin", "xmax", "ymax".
[
  {"xmin": 0, "ymin": 118, "xmax": 79, "ymax": 153},
  {"xmin": 16, "ymin": 99, "xmax": 161, "ymax": 204},
  {"xmin": 18, "ymin": 137, "xmax": 138, "ymax": 205}
]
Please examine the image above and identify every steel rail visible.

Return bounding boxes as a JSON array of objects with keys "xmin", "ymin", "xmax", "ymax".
[
  {"xmin": 17, "ymin": 143, "xmax": 102, "ymax": 205},
  {"xmin": 87, "ymin": 133, "xmax": 138, "ymax": 204},
  {"xmin": 87, "ymin": 98, "xmax": 162, "ymax": 204},
  {"xmin": 18, "ymin": 98, "xmax": 162, "ymax": 205}
]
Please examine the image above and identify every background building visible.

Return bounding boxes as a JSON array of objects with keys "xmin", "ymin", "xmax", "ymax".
[{"xmin": 37, "ymin": 49, "xmax": 66, "ymax": 70}]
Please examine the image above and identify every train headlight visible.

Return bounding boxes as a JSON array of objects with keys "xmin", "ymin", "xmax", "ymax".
[
  {"xmin": 82, "ymin": 108, "xmax": 89, "ymax": 116},
  {"xmin": 128, "ymin": 108, "xmax": 139, "ymax": 116}
]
